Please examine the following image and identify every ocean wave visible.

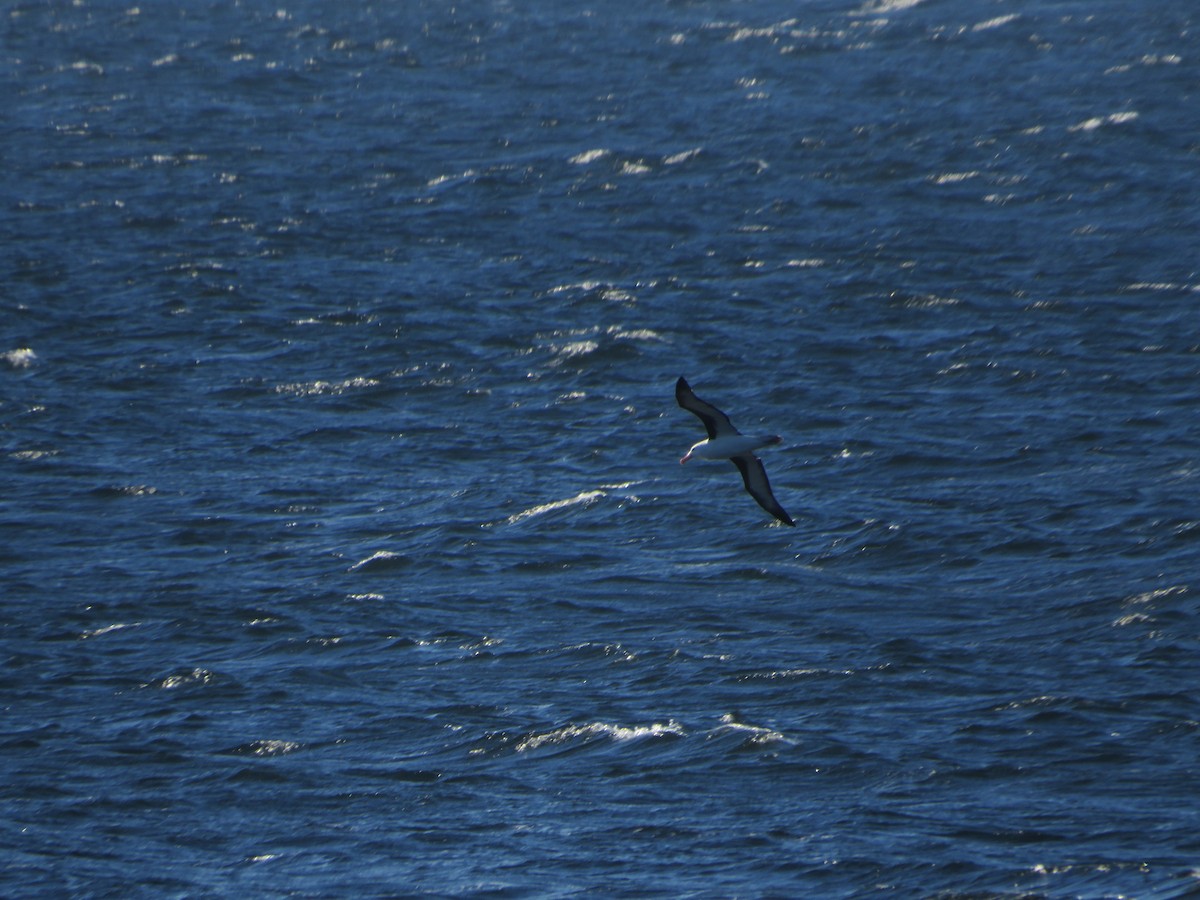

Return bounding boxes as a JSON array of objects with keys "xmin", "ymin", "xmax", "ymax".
[
  {"xmin": 500, "ymin": 489, "xmax": 606, "ymax": 526},
  {"xmin": 515, "ymin": 720, "xmax": 686, "ymax": 753}
]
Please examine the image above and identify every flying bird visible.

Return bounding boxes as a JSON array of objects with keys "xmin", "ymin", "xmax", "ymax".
[{"xmin": 675, "ymin": 376, "xmax": 795, "ymax": 526}]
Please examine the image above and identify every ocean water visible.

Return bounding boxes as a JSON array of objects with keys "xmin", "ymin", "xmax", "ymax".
[{"xmin": 4, "ymin": 0, "xmax": 1200, "ymax": 896}]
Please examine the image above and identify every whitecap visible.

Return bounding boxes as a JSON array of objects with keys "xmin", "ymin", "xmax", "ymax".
[
  {"xmin": 554, "ymin": 339, "xmax": 600, "ymax": 358},
  {"xmin": 1113, "ymin": 613, "xmax": 1154, "ymax": 627},
  {"xmin": 539, "ymin": 325, "xmax": 659, "ymax": 366},
  {"xmin": 737, "ymin": 667, "xmax": 854, "ymax": 682},
  {"xmin": 728, "ymin": 20, "xmax": 800, "ymax": 42},
  {"xmin": 599, "ymin": 287, "xmax": 635, "ymax": 303},
  {"xmin": 105, "ymin": 484, "xmax": 157, "ymax": 497},
  {"xmin": 2, "ymin": 348, "xmax": 37, "ymax": 369},
  {"xmin": 150, "ymin": 667, "xmax": 217, "ymax": 690},
  {"xmin": 710, "ymin": 713, "xmax": 796, "ymax": 747},
  {"xmin": 663, "ymin": 148, "xmax": 702, "ymax": 166},
  {"xmin": 80, "ymin": 622, "xmax": 141, "ymax": 639},
  {"xmin": 10, "ymin": 449, "xmax": 58, "ymax": 461},
  {"xmin": 608, "ymin": 326, "xmax": 661, "ymax": 342},
  {"xmin": 991, "ymin": 695, "xmax": 1064, "ymax": 713},
  {"xmin": 273, "ymin": 376, "xmax": 380, "ymax": 397},
  {"xmin": 547, "ymin": 279, "xmax": 604, "ymax": 295},
  {"xmin": 67, "ymin": 60, "xmax": 105, "ymax": 75},
  {"xmin": 233, "ymin": 739, "xmax": 304, "ymax": 757},
  {"xmin": 1069, "ymin": 111, "xmax": 1139, "ymax": 132},
  {"xmin": 516, "ymin": 720, "xmax": 685, "ymax": 753},
  {"xmin": 855, "ymin": 0, "xmax": 924, "ymax": 15},
  {"xmin": 426, "ymin": 169, "xmax": 477, "ymax": 190},
  {"xmin": 931, "ymin": 171, "xmax": 980, "ymax": 185},
  {"xmin": 1128, "ymin": 281, "xmax": 1196, "ymax": 293},
  {"xmin": 569, "ymin": 148, "xmax": 610, "ymax": 165},
  {"xmin": 349, "ymin": 550, "xmax": 406, "ymax": 572},
  {"xmin": 973, "ymin": 13, "xmax": 1020, "ymax": 31},
  {"xmin": 503, "ymin": 489, "xmax": 605, "ymax": 525},
  {"xmin": 1122, "ymin": 585, "xmax": 1187, "ymax": 607}
]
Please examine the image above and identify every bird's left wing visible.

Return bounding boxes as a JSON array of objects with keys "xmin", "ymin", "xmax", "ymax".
[{"xmin": 676, "ymin": 377, "xmax": 740, "ymax": 439}]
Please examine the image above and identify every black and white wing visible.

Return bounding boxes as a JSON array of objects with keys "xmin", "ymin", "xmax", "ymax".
[
  {"xmin": 675, "ymin": 377, "xmax": 740, "ymax": 440},
  {"xmin": 730, "ymin": 454, "xmax": 795, "ymax": 526}
]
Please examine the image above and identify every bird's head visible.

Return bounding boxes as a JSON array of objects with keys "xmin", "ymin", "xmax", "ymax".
[{"xmin": 680, "ymin": 439, "xmax": 706, "ymax": 464}]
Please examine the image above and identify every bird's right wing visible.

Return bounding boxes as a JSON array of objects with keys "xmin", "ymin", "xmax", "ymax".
[{"xmin": 730, "ymin": 454, "xmax": 795, "ymax": 526}]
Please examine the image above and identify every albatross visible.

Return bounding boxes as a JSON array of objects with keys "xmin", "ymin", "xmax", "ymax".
[{"xmin": 676, "ymin": 376, "xmax": 795, "ymax": 527}]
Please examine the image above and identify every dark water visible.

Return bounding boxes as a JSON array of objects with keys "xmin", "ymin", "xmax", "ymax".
[{"xmin": 4, "ymin": 0, "xmax": 1200, "ymax": 896}]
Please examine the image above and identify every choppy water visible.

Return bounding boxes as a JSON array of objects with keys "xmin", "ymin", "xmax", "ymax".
[{"xmin": 4, "ymin": 0, "xmax": 1200, "ymax": 896}]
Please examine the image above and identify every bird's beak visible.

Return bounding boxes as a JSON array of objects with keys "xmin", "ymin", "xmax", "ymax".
[{"xmin": 680, "ymin": 453, "xmax": 691, "ymax": 465}]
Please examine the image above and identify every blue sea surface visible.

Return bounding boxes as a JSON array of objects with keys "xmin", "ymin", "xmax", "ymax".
[{"xmin": 4, "ymin": 0, "xmax": 1200, "ymax": 896}]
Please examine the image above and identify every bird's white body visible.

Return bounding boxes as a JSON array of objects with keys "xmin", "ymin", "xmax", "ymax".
[{"xmin": 681, "ymin": 434, "xmax": 781, "ymax": 464}]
